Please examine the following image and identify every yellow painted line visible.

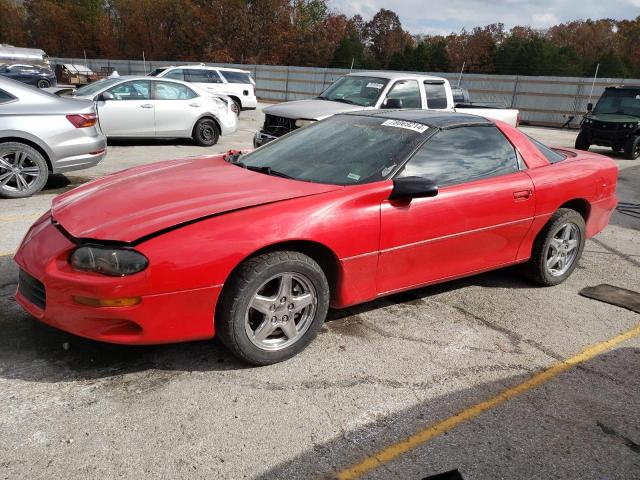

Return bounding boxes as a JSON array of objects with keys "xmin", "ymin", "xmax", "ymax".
[
  {"xmin": 336, "ymin": 323, "xmax": 640, "ymax": 480},
  {"xmin": 0, "ymin": 214, "xmax": 40, "ymax": 222}
]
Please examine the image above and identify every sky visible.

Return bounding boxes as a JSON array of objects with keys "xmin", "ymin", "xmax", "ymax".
[{"xmin": 328, "ymin": 0, "xmax": 640, "ymax": 35}]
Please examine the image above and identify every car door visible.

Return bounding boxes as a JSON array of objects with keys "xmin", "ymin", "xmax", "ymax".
[
  {"xmin": 153, "ymin": 80, "xmax": 199, "ymax": 137},
  {"xmin": 97, "ymin": 79, "xmax": 154, "ymax": 137},
  {"xmin": 185, "ymin": 68, "xmax": 224, "ymax": 94},
  {"xmin": 377, "ymin": 125, "xmax": 535, "ymax": 295}
]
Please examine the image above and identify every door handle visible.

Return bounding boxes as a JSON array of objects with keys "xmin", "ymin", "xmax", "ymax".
[
  {"xmin": 140, "ymin": 104, "xmax": 154, "ymax": 108},
  {"xmin": 189, "ymin": 103, "xmax": 201, "ymax": 107},
  {"xmin": 513, "ymin": 189, "xmax": 532, "ymax": 201}
]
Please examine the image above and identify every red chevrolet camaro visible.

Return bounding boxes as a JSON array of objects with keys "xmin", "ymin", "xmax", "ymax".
[{"xmin": 14, "ymin": 111, "xmax": 618, "ymax": 364}]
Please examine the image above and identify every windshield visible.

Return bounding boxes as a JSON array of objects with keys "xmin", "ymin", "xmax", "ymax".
[
  {"xmin": 593, "ymin": 89, "xmax": 640, "ymax": 116},
  {"xmin": 318, "ymin": 76, "xmax": 389, "ymax": 107},
  {"xmin": 237, "ymin": 115, "xmax": 428, "ymax": 185},
  {"xmin": 74, "ymin": 78, "xmax": 122, "ymax": 97},
  {"xmin": 149, "ymin": 68, "xmax": 167, "ymax": 77}
]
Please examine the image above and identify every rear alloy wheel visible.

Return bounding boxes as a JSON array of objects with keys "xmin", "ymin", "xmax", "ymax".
[
  {"xmin": 624, "ymin": 135, "xmax": 640, "ymax": 160},
  {"xmin": 522, "ymin": 208, "xmax": 586, "ymax": 286},
  {"xmin": 574, "ymin": 131, "xmax": 590, "ymax": 151},
  {"xmin": 0, "ymin": 142, "xmax": 49, "ymax": 199},
  {"xmin": 231, "ymin": 100, "xmax": 241, "ymax": 117},
  {"xmin": 36, "ymin": 79, "xmax": 51, "ymax": 88},
  {"xmin": 193, "ymin": 118, "xmax": 219, "ymax": 146},
  {"xmin": 217, "ymin": 251, "xmax": 330, "ymax": 365}
]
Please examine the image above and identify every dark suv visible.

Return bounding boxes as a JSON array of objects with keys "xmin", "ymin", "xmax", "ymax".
[{"xmin": 575, "ymin": 86, "xmax": 640, "ymax": 159}]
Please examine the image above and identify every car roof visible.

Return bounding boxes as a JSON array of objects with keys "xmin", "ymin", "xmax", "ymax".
[
  {"xmin": 163, "ymin": 65, "xmax": 250, "ymax": 74},
  {"xmin": 348, "ymin": 71, "xmax": 447, "ymax": 82},
  {"xmin": 341, "ymin": 109, "xmax": 494, "ymax": 129}
]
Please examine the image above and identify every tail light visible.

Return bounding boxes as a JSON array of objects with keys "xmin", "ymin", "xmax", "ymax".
[{"xmin": 66, "ymin": 113, "xmax": 97, "ymax": 128}]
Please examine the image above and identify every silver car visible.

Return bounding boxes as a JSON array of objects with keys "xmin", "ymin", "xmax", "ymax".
[
  {"xmin": 72, "ymin": 76, "xmax": 238, "ymax": 146},
  {"xmin": 0, "ymin": 76, "xmax": 107, "ymax": 198}
]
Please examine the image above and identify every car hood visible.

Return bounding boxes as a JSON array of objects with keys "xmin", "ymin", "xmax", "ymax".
[
  {"xmin": 263, "ymin": 99, "xmax": 366, "ymax": 120},
  {"xmin": 588, "ymin": 113, "xmax": 640, "ymax": 122},
  {"xmin": 51, "ymin": 156, "xmax": 342, "ymax": 243}
]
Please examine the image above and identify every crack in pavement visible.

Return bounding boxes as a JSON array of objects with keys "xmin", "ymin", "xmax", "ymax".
[
  {"xmin": 590, "ymin": 238, "xmax": 640, "ymax": 268},
  {"xmin": 597, "ymin": 422, "xmax": 640, "ymax": 454}
]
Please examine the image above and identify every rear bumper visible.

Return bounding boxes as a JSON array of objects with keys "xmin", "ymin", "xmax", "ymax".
[
  {"xmin": 14, "ymin": 216, "xmax": 219, "ymax": 345},
  {"xmin": 241, "ymin": 95, "xmax": 258, "ymax": 109},
  {"xmin": 51, "ymin": 132, "xmax": 107, "ymax": 173}
]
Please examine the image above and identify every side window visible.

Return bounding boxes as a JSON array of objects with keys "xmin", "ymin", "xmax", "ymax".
[
  {"xmin": 385, "ymin": 80, "xmax": 421, "ymax": 108},
  {"xmin": 186, "ymin": 69, "xmax": 213, "ymax": 83},
  {"xmin": 403, "ymin": 126, "xmax": 519, "ymax": 187},
  {"xmin": 154, "ymin": 81, "xmax": 197, "ymax": 100},
  {"xmin": 424, "ymin": 82, "xmax": 448, "ymax": 109},
  {"xmin": 0, "ymin": 89, "xmax": 16, "ymax": 104},
  {"xmin": 208, "ymin": 70, "xmax": 223, "ymax": 83},
  {"xmin": 164, "ymin": 69, "xmax": 185, "ymax": 81},
  {"xmin": 219, "ymin": 71, "xmax": 251, "ymax": 84},
  {"xmin": 107, "ymin": 80, "xmax": 151, "ymax": 100}
]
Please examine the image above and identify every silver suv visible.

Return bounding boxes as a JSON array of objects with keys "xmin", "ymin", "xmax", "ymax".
[{"xmin": 0, "ymin": 76, "xmax": 106, "ymax": 198}]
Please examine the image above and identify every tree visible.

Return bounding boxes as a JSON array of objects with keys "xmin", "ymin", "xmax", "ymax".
[
  {"xmin": 0, "ymin": 0, "xmax": 27, "ymax": 46},
  {"xmin": 365, "ymin": 9, "xmax": 413, "ymax": 68}
]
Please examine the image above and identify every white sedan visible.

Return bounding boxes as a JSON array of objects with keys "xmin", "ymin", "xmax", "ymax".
[{"xmin": 72, "ymin": 76, "xmax": 237, "ymax": 146}]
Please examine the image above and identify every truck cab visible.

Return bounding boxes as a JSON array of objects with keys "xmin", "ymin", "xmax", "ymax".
[
  {"xmin": 254, "ymin": 71, "xmax": 519, "ymax": 147},
  {"xmin": 575, "ymin": 85, "xmax": 640, "ymax": 160}
]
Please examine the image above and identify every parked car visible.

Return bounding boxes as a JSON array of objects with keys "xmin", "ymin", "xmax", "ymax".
[
  {"xmin": 14, "ymin": 110, "xmax": 617, "ymax": 364},
  {"xmin": 72, "ymin": 76, "xmax": 237, "ymax": 146},
  {"xmin": 149, "ymin": 65, "xmax": 257, "ymax": 116},
  {"xmin": 254, "ymin": 71, "xmax": 520, "ymax": 147},
  {"xmin": 0, "ymin": 76, "xmax": 106, "ymax": 198},
  {"xmin": 575, "ymin": 85, "xmax": 640, "ymax": 159},
  {"xmin": 0, "ymin": 44, "xmax": 50, "ymax": 68},
  {"xmin": 0, "ymin": 63, "xmax": 57, "ymax": 88}
]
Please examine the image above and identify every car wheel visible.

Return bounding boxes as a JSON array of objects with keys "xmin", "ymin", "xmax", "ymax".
[
  {"xmin": 624, "ymin": 135, "xmax": 640, "ymax": 160},
  {"xmin": 217, "ymin": 251, "xmax": 330, "ymax": 365},
  {"xmin": 522, "ymin": 208, "xmax": 586, "ymax": 286},
  {"xmin": 0, "ymin": 142, "xmax": 49, "ymax": 199},
  {"xmin": 574, "ymin": 131, "xmax": 590, "ymax": 150},
  {"xmin": 36, "ymin": 79, "xmax": 51, "ymax": 88},
  {"xmin": 193, "ymin": 118, "xmax": 219, "ymax": 146},
  {"xmin": 231, "ymin": 100, "xmax": 241, "ymax": 117}
]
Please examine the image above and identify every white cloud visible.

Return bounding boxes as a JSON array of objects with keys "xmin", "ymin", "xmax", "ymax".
[{"xmin": 329, "ymin": 0, "xmax": 639, "ymax": 34}]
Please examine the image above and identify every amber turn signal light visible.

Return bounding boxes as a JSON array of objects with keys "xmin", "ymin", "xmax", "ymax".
[{"xmin": 73, "ymin": 296, "xmax": 142, "ymax": 307}]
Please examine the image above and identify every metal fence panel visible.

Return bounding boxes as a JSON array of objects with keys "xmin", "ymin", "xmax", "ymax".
[{"xmin": 52, "ymin": 57, "xmax": 640, "ymax": 128}]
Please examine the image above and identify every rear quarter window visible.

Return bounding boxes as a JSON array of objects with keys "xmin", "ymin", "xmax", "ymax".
[
  {"xmin": 0, "ymin": 89, "xmax": 16, "ymax": 104},
  {"xmin": 526, "ymin": 135, "xmax": 566, "ymax": 164},
  {"xmin": 220, "ymin": 71, "xmax": 252, "ymax": 84}
]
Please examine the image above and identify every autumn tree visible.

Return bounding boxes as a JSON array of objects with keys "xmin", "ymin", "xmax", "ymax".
[
  {"xmin": 0, "ymin": 0, "xmax": 28, "ymax": 46},
  {"xmin": 365, "ymin": 9, "xmax": 413, "ymax": 68}
]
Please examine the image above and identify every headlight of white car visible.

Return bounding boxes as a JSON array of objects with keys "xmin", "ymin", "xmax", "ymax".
[{"xmin": 295, "ymin": 119, "xmax": 316, "ymax": 128}]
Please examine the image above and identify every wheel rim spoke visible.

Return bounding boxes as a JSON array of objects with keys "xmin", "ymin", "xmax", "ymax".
[
  {"xmin": 15, "ymin": 173, "xmax": 29, "ymax": 190},
  {"xmin": 250, "ymin": 294, "xmax": 274, "ymax": 316},
  {"xmin": 291, "ymin": 293, "xmax": 313, "ymax": 314},
  {"xmin": 20, "ymin": 166, "xmax": 40, "ymax": 176},
  {"xmin": 280, "ymin": 319, "xmax": 298, "ymax": 339},
  {"xmin": 253, "ymin": 319, "xmax": 276, "ymax": 343},
  {"xmin": 277, "ymin": 274, "xmax": 293, "ymax": 300},
  {"xmin": 0, "ymin": 157, "xmax": 13, "ymax": 169},
  {"xmin": 0, "ymin": 171, "xmax": 13, "ymax": 186}
]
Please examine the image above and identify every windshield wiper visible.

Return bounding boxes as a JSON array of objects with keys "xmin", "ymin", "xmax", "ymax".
[
  {"xmin": 315, "ymin": 96, "xmax": 328, "ymax": 100},
  {"xmin": 237, "ymin": 162, "xmax": 295, "ymax": 179},
  {"xmin": 333, "ymin": 98, "xmax": 357, "ymax": 105}
]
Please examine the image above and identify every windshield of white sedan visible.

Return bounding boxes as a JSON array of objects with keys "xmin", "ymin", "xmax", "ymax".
[
  {"xmin": 318, "ymin": 76, "xmax": 389, "ymax": 107},
  {"xmin": 73, "ymin": 78, "xmax": 121, "ymax": 96},
  {"xmin": 237, "ymin": 115, "xmax": 427, "ymax": 185}
]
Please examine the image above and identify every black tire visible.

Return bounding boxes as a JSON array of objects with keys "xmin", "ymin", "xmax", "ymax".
[
  {"xmin": 623, "ymin": 135, "xmax": 640, "ymax": 160},
  {"xmin": 0, "ymin": 142, "xmax": 49, "ymax": 199},
  {"xmin": 231, "ymin": 99, "xmax": 241, "ymax": 117},
  {"xmin": 192, "ymin": 118, "xmax": 219, "ymax": 146},
  {"xmin": 574, "ymin": 131, "xmax": 590, "ymax": 151},
  {"xmin": 36, "ymin": 79, "xmax": 51, "ymax": 88},
  {"xmin": 216, "ymin": 251, "xmax": 330, "ymax": 365},
  {"xmin": 522, "ymin": 208, "xmax": 586, "ymax": 286}
]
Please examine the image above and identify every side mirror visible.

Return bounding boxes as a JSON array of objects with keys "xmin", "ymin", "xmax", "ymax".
[
  {"xmin": 587, "ymin": 102, "xmax": 593, "ymax": 112},
  {"xmin": 390, "ymin": 176, "xmax": 438, "ymax": 201},
  {"xmin": 97, "ymin": 91, "xmax": 114, "ymax": 101},
  {"xmin": 383, "ymin": 98, "xmax": 403, "ymax": 109}
]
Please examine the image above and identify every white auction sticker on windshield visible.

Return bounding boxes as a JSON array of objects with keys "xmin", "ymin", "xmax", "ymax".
[
  {"xmin": 366, "ymin": 82, "xmax": 384, "ymax": 89},
  {"xmin": 347, "ymin": 173, "xmax": 361, "ymax": 181},
  {"xmin": 381, "ymin": 119, "xmax": 429, "ymax": 133}
]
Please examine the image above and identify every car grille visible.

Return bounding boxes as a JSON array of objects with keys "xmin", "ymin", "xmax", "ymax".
[
  {"xmin": 591, "ymin": 120, "xmax": 622, "ymax": 131},
  {"xmin": 263, "ymin": 114, "xmax": 297, "ymax": 137},
  {"xmin": 18, "ymin": 269, "xmax": 46, "ymax": 310}
]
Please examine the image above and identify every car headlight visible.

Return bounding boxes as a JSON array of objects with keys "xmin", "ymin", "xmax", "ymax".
[
  {"xmin": 69, "ymin": 245, "xmax": 148, "ymax": 276},
  {"xmin": 295, "ymin": 119, "xmax": 315, "ymax": 128}
]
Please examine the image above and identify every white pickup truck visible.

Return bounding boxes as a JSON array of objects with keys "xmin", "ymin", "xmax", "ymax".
[{"xmin": 254, "ymin": 71, "xmax": 519, "ymax": 147}]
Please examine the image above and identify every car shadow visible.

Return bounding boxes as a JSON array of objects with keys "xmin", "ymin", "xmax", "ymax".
[
  {"xmin": 107, "ymin": 138, "xmax": 203, "ymax": 147},
  {"xmin": 0, "ymin": 253, "xmax": 535, "ymax": 384},
  {"xmin": 252, "ymin": 347, "xmax": 640, "ymax": 479}
]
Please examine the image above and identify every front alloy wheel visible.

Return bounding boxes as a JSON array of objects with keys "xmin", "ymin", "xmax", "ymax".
[
  {"xmin": 545, "ymin": 223, "xmax": 580, "ymax": 277},
  {"xmin": 217, "ymin": 251, "xmax": 330, "ymax": 365}
]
